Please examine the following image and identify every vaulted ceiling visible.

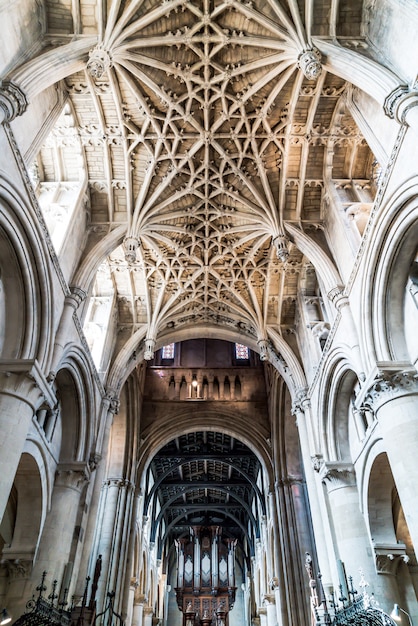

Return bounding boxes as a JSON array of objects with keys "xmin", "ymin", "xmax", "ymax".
[{"xmin": 34, "ymin": 0, "xmax": 376, "ymax": 369}]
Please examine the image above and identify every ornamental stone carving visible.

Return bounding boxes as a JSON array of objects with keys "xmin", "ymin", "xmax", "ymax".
[
  {"xmin": 319, "ymin": 462, "xmax": 356, "ymax": 492},
  {"xmin": 55, "ymin": 464, "xmax": 90, "ymax": 491},
  {"xmin": 257, "ymin": 339, "xmax": 269, "ymax": 361},
  {"xmin": 291, "ymin": 388, "xmax": 310, "ymax": 416},
  {"xmin": 2, "ymin": 558, "xmax": 33, "ymax": 579},
  {"xmin": 298, "ymin": 49, "xmax": 322, "ymax": 80},
  {"xmin": 273, "ymin": 234, "xmax": 289, "ymax": 262},
  {"xmin": 124, "ymin": 236, "xmax": 141, "ymax": 264},
  {"xmin": 0, "ymin": 80, "xmax": 27, "ymax": 123},
  {"xmin": 364, "ymin": 370, "xmax": 418, "ymax": 412},
  {"xmin": 327, "ymin": 286, "xmax": 349, "ymax": 310},
  {"xmin": 144, "ymin": 337, "xmax": 156, "ymax": 360},
  {"xmin": 87, "ymin": 45, "xmax": 113, "ymax": 79},
  {"xmin": 384, "ymin": 85, "xmax": 418, "ymax": 124}
]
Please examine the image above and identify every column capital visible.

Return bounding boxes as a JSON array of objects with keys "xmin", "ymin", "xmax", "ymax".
[
  {"xmin": 0, "ymin": 358, "xmax": 56, "ymax": 409},
  {"xmin": 327, "ymin": 285, "xmax": 349, "ymax": 310},
  {"xmin": 292, "ymin": 388, "xmax": 310, "ymax": 415},
  {"xmin": 363, "ymin": 368, "xmax": 418, "ymax": 412},
  {"xmin": 67, "ymin": 286, "xmax": 87, "ymax": 309},
  {"xmin": 374, "ymin": 549, "xmax": 409, "ymax": 575},
  {"xmin": 55, "ymin": 462, "xmax": 90, "ymax": 491},
  {"xmin": 319, "ymin": 462, "xmax": 356, "ymax": 492},
  {"xmin": 1, "ymin": 558, "xmax": 33, "ymax": 579},
  {"xmin": 0, "ymin": 80, "xmax": 27, "ymax": 123},
  {"xmin": 384, "ymin": 85, "xmax": 418, "ymax": 124},
  {"xmin": 104, "ymin": 389, "xmax": 120, "ymax": 414},
  {"xmin": 262, "ymin": 593, "xmax": 276, "ymax": 606}
]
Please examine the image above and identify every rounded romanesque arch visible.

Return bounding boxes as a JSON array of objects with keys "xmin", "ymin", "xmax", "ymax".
[
  {"xmin": 0, "ymin": 186, "xmax": 54, "ymax": 366},
  {"xmin": 360, "ymin": 178, "xmax": 418, "ymax": 367}
]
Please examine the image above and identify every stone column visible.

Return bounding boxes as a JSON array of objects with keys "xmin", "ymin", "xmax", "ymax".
[
  {"xmin": 263, "ymin": 595, "xmax": 277, "ymax": 626},
  {"xmin": 362, "ymin": 370, "xmax": 418, "ymax": 552},
  {"xmin": 0, "ymin": 360, "xmax": 55, "ymax": 520},
  {"xmin": 75, "ymin": 391, "xmax": 119, "ymax": 595},
  {"xmin": 143, "ymin": 606, "xmax": 154, "ymax": 626},
  {"xmin": 132, "ymin": 596, "xmax": 145, "ymax": 626},
  {"xmin": 94, "ymin": 477, "xmax": 135, "ymax": 612},
  {"xmin": 319, "ymin": 463, "xmax": 377, "ymax": 593},
  {"xmin": 292, "ymin": 393, "xmax": 336, "ymax": 592},
  {"xmin": 48, "ymin": 288, "xmax": 86, "ymax": 381},
  {"xmin": 30, "ymin": 462, "xmax": 90, "ymax": 603}
]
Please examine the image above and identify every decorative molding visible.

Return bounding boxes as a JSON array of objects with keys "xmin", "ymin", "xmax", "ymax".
[{"xmin": 0, "ymin": 80, "xmax": 27, "ymax": 123}]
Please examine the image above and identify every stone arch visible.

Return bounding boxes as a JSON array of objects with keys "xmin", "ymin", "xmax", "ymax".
[
  {"xmin": 1, "ymin": 451, "xmax": 45, "ymax": 570},
  {"xmin": 136, "ymin": 408, "xmax": 274, "ymax": 493},
  {"xmin": 56, "ymin": 347, "xmax": 97, "ymax": 464},
  {"xmin": 108, "ymin": 326, "xmax": 304, "ymax": 402},
  {"xmin": 0, "ymin": 185, "xmax": 53, "ymax": 366},
  {"xmin": 318, "ymin": 352, "xmax": 360, "ymax": 462},
  {"xmin": 360, "ymin": 178, "xmax": 418, "ymax": 367},
  {"xmin": 53, "ymin": 360, "xmax": 93, "ymax": 464}
]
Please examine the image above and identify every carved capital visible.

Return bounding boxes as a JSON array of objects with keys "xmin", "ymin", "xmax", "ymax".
[
  {"xmin": 262, "ymin": 593, "xmax": 276, "ymax": 606},
  {"xmin": 374, "ymin": 551, "xmax": 409, "ymax": 575},
  {"xmin": 89, "ymin": 452, "xmax": 101, "ymax": 471},
  {"xmin": 1, "ymin": 558, "xmax": 33, "ymax": 579},
  {"xmin": 384, "ymin": 85, "xmax": 418, "ymax": 124},
  {"xmin": 311, "ymin": 454, "xmax": 323, "ymax": 473},
  {"xmin": 327, "ymin": 286, "xmax": 349, "ymax": 309},
  {"xmin": 298, "ymin": 48, "xmax": 322, "ymax": 80},
  {"xmin": 68, "ymin": 287, "xmax": 87, "ymax": 308},
  {"xmin": 0, "ymin": 80, "xmax": 28, "ymax": 123},
  {"xmin": 319, "ymin": 462, "xmax": 356, "ymax": 491},
  {"xmin": 364, "ymin": 370, "xmax": 418, "ymax": 412},
  {"xmin": 104, "ymin": 389, "xmax": 120, "ymax": 414},
  {"xmin": 292, "ymin": 388, "xmax": 310, "ymax": 416},
  {"xmin": 55, "ymin": 463, "xmax": 90, "ymax": 491}
]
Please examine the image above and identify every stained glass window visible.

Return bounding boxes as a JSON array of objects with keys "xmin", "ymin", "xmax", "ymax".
[
  {"xmin": 235, "ymin": 343, "xmax": 249, "ymax": 359},
  {"xmin": 162, "ymin": 343, "xmax": 175, "ymax": 359}
]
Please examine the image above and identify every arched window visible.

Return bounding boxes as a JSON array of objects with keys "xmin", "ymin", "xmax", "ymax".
[{"xmin": 235, "ymin": 343, "xmax": 249, "ymax": 360}]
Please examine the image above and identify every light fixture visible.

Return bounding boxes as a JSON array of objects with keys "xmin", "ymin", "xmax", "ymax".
[
  {"xmin": 191, "ymin": 374, "xmax": 198, "ymax": 388},
  {"xmin": 0, "ymin": 609, "xmax": 12, "ymax": 626},
  {"xmin": 390, "ymin": 604, "xmax": 413, "ymax": 626}
]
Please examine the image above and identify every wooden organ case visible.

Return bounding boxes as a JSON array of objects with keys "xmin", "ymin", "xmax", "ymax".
[{"xmin": 175, "ymin": 526, "xmax": 237, "ymax": 626}]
